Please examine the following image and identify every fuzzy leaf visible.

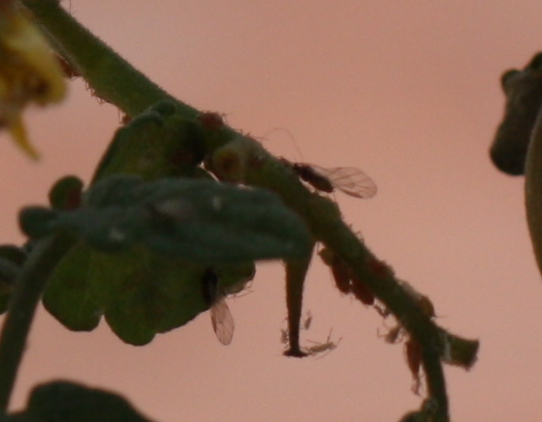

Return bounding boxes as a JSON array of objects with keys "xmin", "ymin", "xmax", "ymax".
[
  {"xmin": 44, "ymin": 244, "xmax": 254, "ymax": 344},
  {"xmin": 25, "ymin": 381, "xmax": 153, "ymax": 422},
  {"xmin": 21, "ymin": 174, "xmax": 312, "ymax": 262}
]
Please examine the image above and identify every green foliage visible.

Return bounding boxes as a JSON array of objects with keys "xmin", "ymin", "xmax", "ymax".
[
  {"xmin": 91, "ymin": 101, "xmax": 206, "ymax": 182},
  {"xmin": 21, "ymin": 174, "xmax": 312, "ymax": 262},
  {"xmin": 6, "ymin": 380, "xmax": 153, "ymax": 422},
  {"xmin": 19, "ymin": 173, "xmax": 310, "ymax": 345}
]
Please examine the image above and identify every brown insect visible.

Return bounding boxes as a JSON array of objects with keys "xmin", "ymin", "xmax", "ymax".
[
  {"xmin": 399, "ymin": 281, "xmax": 436, "ymax": 319},
  {"xmin": 201, "ymin": 268, "xmax": 235, "ymax": 345},
  {"xmin": 318, "ymin": 247, "xmax": 352, "ymax": 294},
  {"xmin": 318, "ymin": 246, "xmax": 375, "ymax": 305},
  {"xmin": 350, "ymin": 274, "xmax": 375, "ymax": 306},
  {"xmin": 54, "ymin": 53, "xmax": 80, "ymax": 80},
  {"xmin": 405, "ymin": 338, "xmax": 423, "ymax": 394},
  {"xmin": 289, "ymin": 161, "xmax": 377, "ymax": 199},
  {"xmin": 302, "ymin": 310, "xmax": 313, "ymax": 330},
  {"xmin": 197, "ymin": 112, "xmax": 225, "ymax": 131}
]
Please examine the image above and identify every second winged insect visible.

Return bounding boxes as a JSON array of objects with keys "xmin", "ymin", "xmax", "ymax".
[
  {"xmin": 201, "ymin": 268, "xmax": 235, "ymax": 345},
  {"xmin": 288, "ymin": 161, "xmax": 377, "ymax": 199}
]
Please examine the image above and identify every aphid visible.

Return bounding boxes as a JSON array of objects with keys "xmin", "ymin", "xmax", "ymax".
[
  {"xmin": 400, "ymin": 281, "xmax": 436, "ymax": 319},
  {"xmin": 318, "ymin": 247, "xmax": 352, "ymax": 294},
  {"xmin": 201, "ymin": 268, "xmax": 235, "ymax": 345},
  {"xmin": 197, "ymin": 111, "xmax": 225, "ymax": 131},
  {"xmin": 302, "ymin": 310, "xmax": 313, "ymax": 330},
  {"xmin": 288, "ymin": 161, "xmax": 377, "ymax": 199},
  {"xmin": 350, "ymin": 274, "xmax": 375, "ymax": 306},
  {"xmin": 320, "ymin": 246, "xmax": 375, "ymax": 306},
  {"xmin": 120, "ymin": 113, "xmax": 132, "ymax": 125},
  {"xmin": 367, "ymin": 257, "xmax": 394, "ymax": 279},
  {"xmin": 378, "ymin": 324, "xmax": 404, "ymax": 344},
  {"xmin": 405, "ymin": 338, "xmax": 423, "ymax": 394},
  {"xmin": 54, "ymin": 53, "xmax": 80, "ymax": 80},
  {"xmin": 304, "ymin": 330, "xmax": 342, "ymax": 358}
]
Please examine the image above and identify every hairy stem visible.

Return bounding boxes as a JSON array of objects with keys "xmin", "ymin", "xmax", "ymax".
[{"xmin": 22, "ymin": 0, "xmax": 196, "ymax": 118}]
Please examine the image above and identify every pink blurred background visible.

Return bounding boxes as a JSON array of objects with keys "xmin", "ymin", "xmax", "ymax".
[{"xmin": 1, "ymin": 1, "xmax": 541, "ymax": 420}]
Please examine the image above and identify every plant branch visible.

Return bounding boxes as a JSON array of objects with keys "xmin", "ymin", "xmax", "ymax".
[
  {"xmin": 210, "ymin": 136, "xmax": 479, "ymax": 421},
  {"xmin": 21, "ymin": 0, "xmax": 196, "ymax": 118},
  {"xmin": 0, "ymin": 235, "xmax": 75, "ymax": 412}
]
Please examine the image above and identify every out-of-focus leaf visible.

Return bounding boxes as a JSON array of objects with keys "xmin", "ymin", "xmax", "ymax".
[
  {"xmin": 0, "ymin": 244, "xmax": 27, "ymax": 266},
  {"xmin": 48, "ymin": 176, "xmax": 83, "ymax": 210},
  {"xmin": 91, "ymin": 101, "xmax": 206, "ymax": 182},
  {"xmin": 25, "ymin": 380, "xmax": 153, "ymax": 422},
  {"xmin": 19, "ymin": 208, "xmax": 59, "ymax": 240},
  {"xmin": 21, "ymin": 175, "xmax": 312, "ymax": 262},
  {"xmin": 41, "ymin": 244, "xmax": 101, "ymax": 331},
  {"xmin": 44, "ymin": 243, "xmax": 254, "ymax": 344}
]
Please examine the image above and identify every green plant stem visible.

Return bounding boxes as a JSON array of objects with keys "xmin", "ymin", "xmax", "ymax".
[
  {"xmin": 22, "ymin": 0, "xmax": 197, "ymax": 119},
  {"xmin": 225, "ymin": 138, "xmax": 480, "ymax": 421},
  {"xmin": 0, "ymin": 235, "xmax": 74, "ymax": 412}
]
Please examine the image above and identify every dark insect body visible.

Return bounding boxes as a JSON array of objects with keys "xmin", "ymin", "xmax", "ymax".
[
  {"xmin": 318, "ymin": 246, "xmax": 375, "ymax": 306},
  {"xmin": 197, "ymin": 112, "xmax": 225, "ymax": 131},
  {"xmin": 350, "ymin": 275, "xmax": 375, "ymax": 305},
  {"xmin": 318, "ymin": 247, "xmax": 351, "ymax": 294},
  {"xmin": 289, "ymin": 162, "xmax": 377, "ymax": 199},
  {"xmin": 405, "ymin": 338, "xmax": 423, "ymax": 394}
]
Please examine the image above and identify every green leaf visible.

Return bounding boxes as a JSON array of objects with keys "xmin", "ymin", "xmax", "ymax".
[
  {"xmin": 91, "ymin": 100, "xmax": 206, "ymax": 182},
  {"xmin": 36, "ymin": 174, "xmax": 308, "ymax": 344},
  {"xmin": 25, "ymin": 381, "xmax": 153, "ymax": 422},
  {"xmin": 44, "ymin": 244, "xmax": 254, "ymax": 345},
  {"xmin": 21, "ymin": 175, "xmax": 313, "ymax": 262},
  {"xmin": 41, "ymin": 244, "xmax": 102, "ymax": 331}
]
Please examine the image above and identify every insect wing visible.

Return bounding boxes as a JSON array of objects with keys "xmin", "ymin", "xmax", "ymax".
[
  {"xmin": 310, "ymin": 165, "xmax": 377, "ymax": 199},
  {"xmin": 210, "ymin": 297, "xmax": 235, "ymax": 345}
]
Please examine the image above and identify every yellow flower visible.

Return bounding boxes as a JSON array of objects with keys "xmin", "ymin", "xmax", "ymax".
[{"xmin": 0, "ymin": 2, "xmax": 67, "ymax": 159}]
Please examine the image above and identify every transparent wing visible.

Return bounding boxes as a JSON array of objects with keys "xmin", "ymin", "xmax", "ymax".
[
  {"xmin": 309, "ymin": 165, "xmax": 377, "ymax": 199},
  {"xmin": 210, "ymin": 298, "xmax": 235, "ymax": 345}
]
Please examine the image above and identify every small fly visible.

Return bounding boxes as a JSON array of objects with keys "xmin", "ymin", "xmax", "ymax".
[
  {"xmin": 304, "ymin": 329, "xmax": 342, "ymax": 358},
  {"xmin": 286, "ymin": 160, "xmax": 377, "ymax": 199},
  {"xmin": 201, "ymin": 268, "xmax": 235, "ymax": 345}
]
